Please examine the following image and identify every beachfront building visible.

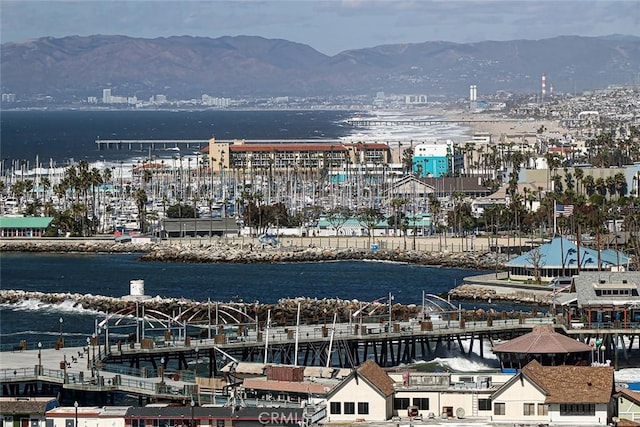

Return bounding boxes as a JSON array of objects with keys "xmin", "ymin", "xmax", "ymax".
[
  {"xmin": 559, "ymin": 271, "xmax": 640, "ymax": 330},
  {"xmin": 615, "ymin": 387, "xmax": 640, "ymax": 424},
  {"xmin": 390, "ymin": 371, "xmax": 510, "ymax": 420},
  {"xmin": 411, "ymin": 142, "xmax": 458, "ymax": 178},
  {"xmin": 46, "ymin": 405, "xmax": 128, "ymax": 427},
  {"xmin": 490, "ymin": 360, "xmax": 615, "ymax": 425},
  {"xmin": 206, "ymin": 138, "xmax": 391, "ymax": 175},
  {"xmin": 0, "ymin": 397, "xmax": 56, "ymax": 427},
  {"xmin": 0, "ymin": 216, "xmax": 54, "ymax": 237},
  {"xmin": 325, "ymin": 360, "xmax": 395, "ymax": 422},
  {"xmin": 504, "ymin": 236, "xmax": 630, "ymax": 282},
  {"xmin": 47, "ymin": 405, "xmax": 305, "ymax": 427}
]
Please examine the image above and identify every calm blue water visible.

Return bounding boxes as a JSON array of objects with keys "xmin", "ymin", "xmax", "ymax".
[
  {"xmin": 0, "ymin": 253, "xmax": 487, "ymax": 345},
  {"xmin": 0, "ymin": 109, "xmax": 355, "ymax": 164}
]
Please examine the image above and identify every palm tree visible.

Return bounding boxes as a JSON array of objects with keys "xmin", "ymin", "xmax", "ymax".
[
  {"xmin": 133, "ymin": 188, "xmax": 148, "ymax": 233},
  {"xmin": 40, "ymin": 177, "xmax": 51, "ymax": 208},
  {"xmin": 574, "ymin": 167, "xmax": 584, "ymax": 196},
  {"xmin": 390, "ymin": 197, "xmax": 409, "ymax": 237}
]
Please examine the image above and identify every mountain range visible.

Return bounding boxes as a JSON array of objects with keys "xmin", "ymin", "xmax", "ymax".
[{"xmin": 1, "ymin": 34, "xmax": 639, "ymax": 101}]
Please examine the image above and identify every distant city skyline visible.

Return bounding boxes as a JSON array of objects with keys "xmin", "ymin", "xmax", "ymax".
[{"xmin": 1, "ymin": 0, "xmax": 639, "ymax": 56}]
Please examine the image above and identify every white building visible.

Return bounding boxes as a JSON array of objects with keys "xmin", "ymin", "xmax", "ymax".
[
  {"xmin": 46, "ymin": 406, "xmax": 129, "ymax": 427},
  {"xmin": 391, "ymin": 371, "xmax": 513, "ymax": 420},
  {"xmin": 490, "ymin": 360, "xmax": 615, "ymax": 425},
  {"xmin": 326, "ymin": 360, "xmax": 395, "ymax": 422}
]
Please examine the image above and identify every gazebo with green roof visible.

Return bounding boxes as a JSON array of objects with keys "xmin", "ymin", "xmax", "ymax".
[{"xmin": 0, "ymin": 216, "xmax": 54, "ymax": 238}]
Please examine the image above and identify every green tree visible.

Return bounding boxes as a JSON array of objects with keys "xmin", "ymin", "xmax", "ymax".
[
  {"xmin": 356, "ymin": 207, "xmax": 385, "ymax": 248},
  {"xmin": 326, "ymin": 206, "xmax": 352, "ymax": 236},
  {"xmin": 167, "ymin": 203, "xmax": 196, "ymax": 218}
]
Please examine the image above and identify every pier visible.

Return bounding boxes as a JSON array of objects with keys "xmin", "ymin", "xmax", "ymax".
[
  {"xmin": 3, "ymin": 314, "xmax": 640, "ymax": 404},
  {"xmin": 344, "ymin": 118, "xmax": 522, "ymax": 127},
  {"xmin": 95, "ymin": 139, "xmax": 211, "ymax": 152},
  {"xmin": 94, "ymin": 139, "xmax": 385, "ymax": 151}
]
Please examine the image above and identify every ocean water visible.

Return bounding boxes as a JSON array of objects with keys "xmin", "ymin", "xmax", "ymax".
[
  {"xmin": 0, "ymin": 108, "xmax": 471, "ymax": 166},
  {"xmin": 0, "ymin": 253, "xmax": 488, "ymax": 344},
  {"xmin": 0, "ymin": 109, "xmax": 356, "ymax": 164}
]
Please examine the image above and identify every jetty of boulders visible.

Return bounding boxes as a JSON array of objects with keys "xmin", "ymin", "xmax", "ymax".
[
  {"xmin": 139, "ymin": 243, "xmax": 506, "ymax": 269},
  {"xmin": 0, "ymin": 290, "xmax": 422, "ymax": 325},
  {"xmin": 0, "ymin": 290, "xmax": 534, "ymax": 326},
  {"xmin": 447, "ymin": 284, "xmax": 551, "ymax": 305},
  {"xmin": 0, "ymin": 239, "xmax": 507, "ymax": 269}
]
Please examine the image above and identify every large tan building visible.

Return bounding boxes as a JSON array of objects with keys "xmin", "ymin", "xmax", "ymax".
[{"xmin": 206, "ymin": 138, "xmax": 391, "ymax": 173}]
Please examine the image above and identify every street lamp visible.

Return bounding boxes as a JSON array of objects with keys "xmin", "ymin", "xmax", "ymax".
[
  {"xmin": 91, "ymin": 333, "xmax": 96, "ymax": 375},
  {"xmin": 37, "ymin": 342, "xmax": 42, "ymax": 374},
  {"xmin": 159, "ymin": 357, "xmax": 165, "ymax": 383},
  {"xmin": 194, "ymin": 346, "xmax": 199, "ymax": 378},
  {"xmin": 59, "ymin": 317, "xmax": 64, "ymax": 346},
  {"xmin": 190, "ymin": 399, "xmax": 195, "ymax": 427},
  {"xmin": 86, "ymin": 337, "xmax": 91, "ymax": 369},
  {"xmin": 74, "ymin": 401, "xmax": 79, "ymax": 427}
]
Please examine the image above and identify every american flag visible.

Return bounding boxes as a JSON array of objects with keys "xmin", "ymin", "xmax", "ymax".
[{"xmin": 555, "ymin": 204, "xmax": 574, "ymax": 216}]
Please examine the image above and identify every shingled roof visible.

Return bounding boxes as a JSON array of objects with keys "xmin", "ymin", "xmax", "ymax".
[
  {"xmin": 492, "ymin": 325, "xmax": 592, "ymax": 354},
  {"xmin": 0, "ymin": 397, "xmax": 54, "ymax": 414},
  {"xmin": 522, "ymin": 360, "xmax": 614, "ymax": 404},
  {"xmin": 357, "ymin": 359, "xmax": 395, "ymax": 397}
]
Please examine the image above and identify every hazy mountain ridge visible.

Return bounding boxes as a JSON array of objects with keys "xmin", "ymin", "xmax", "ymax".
[{"xmin": 2, "ymin": 34, "xmax": 639, "ymax": 100}]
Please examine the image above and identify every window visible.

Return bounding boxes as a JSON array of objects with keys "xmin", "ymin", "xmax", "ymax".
[
  {"xmin": 344, "ymin": 402, "xmax": 355, "ymax": 415},
  {"xmin": 357, "ymin": 402, "xmax": 369, "ymax": 414},
  {"xmin": 330, "ymin": 402, "xmax": 341, "ymax": 414},
  {"xmin": 523, "ymin": 403, "xmax": 535, "ymax": 416},
  {"xmin": 478, "ymin": 399, "xmax": 492, "ymax": 411},
  {"xmin": 413, "ymin": 398, "xmax": 429, "ymax": 410},
  {"xmin": 494, "ymin": 402, "xmax": 505, "ymax": 415},
  {"xmin": 560, "ymin": 403, "xmax": 595, "ymax": 416},
  {"xmin": 393, "ymin": 398, "xmax": 410, "ymax": 410},
  {"xmin": 538, "ymin": 404, "xmax": 549, "ymax": 416}
]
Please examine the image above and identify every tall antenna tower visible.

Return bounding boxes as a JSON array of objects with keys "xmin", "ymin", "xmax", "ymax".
[{"xmin": 541, "ymin": 73, "xmax": 547, "ymax": 101}]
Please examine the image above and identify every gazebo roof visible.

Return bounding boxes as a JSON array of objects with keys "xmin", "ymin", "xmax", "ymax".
[
  {"xmin": 505, "ymin": 236, "xmax": 630, "ymax": 269},
  {"xmin": 492, "ymin": 325, "xmax": 592, "ymax": 354}
]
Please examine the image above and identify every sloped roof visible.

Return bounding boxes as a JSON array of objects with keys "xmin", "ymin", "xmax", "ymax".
[
  {"xmin": 485, "ymin": 182, "xmax": 541, "ymax": 201},
  {"xmin": 0, "ymin": 398, "xmax": 53, "ymax": 414},
  {"xmin": 505, "ymin": 236, "xmax": 629, "ymax": 269},
  {"xmin": 522, "ymin": 360, "xmax": 614, "ymax": 404},
  {"xmin": 492, "ymin": 325, "xmax": 592, "ymax": 354},
  {"xmin": 357, "ymin": 359, "xmax": 395, "ymax": 397},
  {"xmin": 615, "ymin": 387, "xmax": 640, "ymax": 405},
  {"xmin": 0, "ymin": 216, "xmax": 54, "ymax": 229},
  {"xmin": 572, "ymin": 271, "xmax": 640, "ymax": 308}
]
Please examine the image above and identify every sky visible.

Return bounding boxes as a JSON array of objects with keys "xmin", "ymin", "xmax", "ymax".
[{"xmin": 1, "ymin": 0, "xmax": 639, "ymax": 56}]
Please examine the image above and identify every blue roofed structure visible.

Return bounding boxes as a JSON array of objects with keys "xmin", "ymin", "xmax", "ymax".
[{"xmin": 505, "ymin": 236, "xmax": 631, "ymax": 282}]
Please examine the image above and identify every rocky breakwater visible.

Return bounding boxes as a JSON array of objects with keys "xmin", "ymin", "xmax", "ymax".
[
  {"xmin": 139, "ymin": 242, "xmax": 507, "ymax": 269},
  {"xmin": 0, "ymin": 290, "xmax": 421, "ymax": 327},
  {"xmin": 0, "ymin": 239, "xmax": 155, "ymax": 253},
  {"xmin": 447, "ymin": 284, "xmax": 551, "ymax": 305}
]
